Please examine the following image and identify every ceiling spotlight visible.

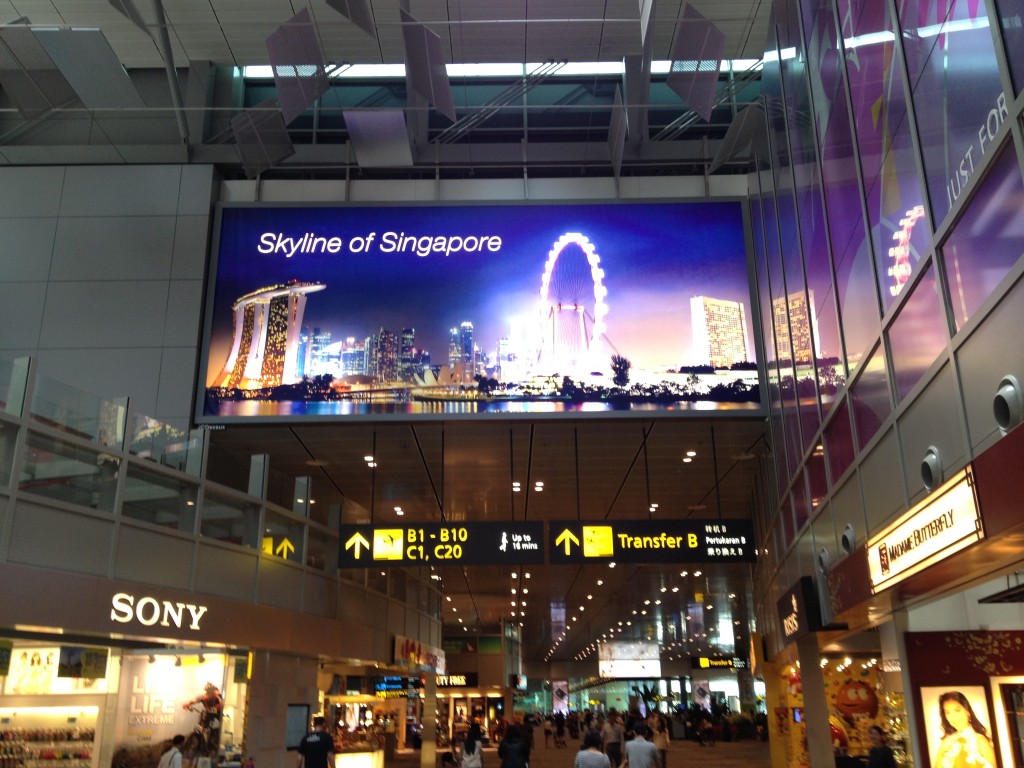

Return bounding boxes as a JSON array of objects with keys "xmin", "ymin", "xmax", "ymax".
[
  {"xmin": 198, "ymin": 654, "xmax": 206, "ymax": 664},
  {"xmin": 174, "ymin": 656, "xmax": 182, "ymax": 667},
  {"xmin": 147, "ymin": 654, "xmax": 156, "ymax": 664}
]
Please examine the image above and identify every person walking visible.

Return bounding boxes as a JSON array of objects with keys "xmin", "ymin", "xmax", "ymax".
[
  {"xmin": 462, "ymin": 724, "xmax": 484, "ymax": 768},
  {"xmin": 602, "ymin": 712, "xmax": 624, "ymax": 768},
  {"xmin": 297, "ymin": 717, "xmax": 336, "ymax": 768},
  {"xmin": 498, "ymin": 725, "xmax": 530, "ymax": 768},
  {"xmin": 623, "ymin": 724, "xmax": 659, "ymax": 768},
  {"xmin": 157, "ymin": 735, "xmax": 185, "ymax": 768},
  {"xmin": 574, "ymin": 729, "xmax": 610, "ymax": 768},
  {"xmin": 647, "ymin": 714, "xmax": 669, "ymax": 768}
]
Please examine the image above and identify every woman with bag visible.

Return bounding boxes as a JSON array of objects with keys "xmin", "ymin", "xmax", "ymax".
[{"xmin": 463, "ymin": 725, "xmax": 484, "ymax": 768}]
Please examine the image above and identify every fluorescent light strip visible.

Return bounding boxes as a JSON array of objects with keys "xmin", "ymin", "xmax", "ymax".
[
  {"xmin": 916, "ymin": 16, "xmax": 990, "ymax": 37},
  {"xmin": 243, "ymin": 59, "xmax": 766, "ymax": 80},
  {"xmin": 843, "ymin": 31, "xmax": 895, "ymax": 49}
]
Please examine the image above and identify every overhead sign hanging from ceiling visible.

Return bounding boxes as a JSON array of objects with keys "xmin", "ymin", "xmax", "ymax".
[
  {"xmin": 339, "ymin": 521, "xmax": 546, "ymax": 567},
  {"xmin": 547, "ymin": 519, "xmax": 755, "ymax": 564}
]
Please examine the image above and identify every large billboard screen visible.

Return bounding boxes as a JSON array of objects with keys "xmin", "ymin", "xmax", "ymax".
[{"xmin": 197, "ymin": 201, "xmax": 758, "ymax": 422}]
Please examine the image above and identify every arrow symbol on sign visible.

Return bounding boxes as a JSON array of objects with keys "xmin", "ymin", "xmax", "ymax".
[
  {"xmin": 555, "ymin": 528, "xmax": 580, "ymax": 555},
  {"xmin": 346, "ymin": 532, "xmax": 370, "ymax": 558},
  {"xmin": 275, "ymin": 538, "xmax": 295, "ymax": 558}
]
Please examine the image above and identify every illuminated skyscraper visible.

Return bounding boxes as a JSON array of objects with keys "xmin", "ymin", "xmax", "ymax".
[
  {"xmin": 459, "ymin": 321, "xmax": 475, "ymax": 383},
  {"xmin": 690, "ymin": 296, "xmax": 750, "ymax": 368},
  {"xmin": 341, "ymin": 337, "xmax": 367, "ymax": 376},
  {"xmin": 772, "ymin": 290, "xmax": 819, "ymax": 364},
  {"xmin": 375, "ymin": 328, "xmax": 399, "ymax": 383},
  {"xmin": 399, "ymin": 328, "xmax": 416, "ymax": 381},
  {"xmin": 218, "ymin": 281, "xmax": 325, "ymax": 388}
]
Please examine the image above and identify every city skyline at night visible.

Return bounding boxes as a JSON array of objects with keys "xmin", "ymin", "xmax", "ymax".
[{"xmin": 199, "ymin": 201, "xmax": 757, "ymax": 418}]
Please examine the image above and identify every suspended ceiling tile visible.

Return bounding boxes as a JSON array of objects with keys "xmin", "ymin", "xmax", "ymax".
[
  {"xmin": 342, "ymin": 109, "xmax": 413, "ymax": 167},
  {"xmin": 266, "ymin": 7, "xmax": 330, "ymax": 125},
  {"xmin": 34, "ymin": 27, "xmax": 145, "ymax": 109}
]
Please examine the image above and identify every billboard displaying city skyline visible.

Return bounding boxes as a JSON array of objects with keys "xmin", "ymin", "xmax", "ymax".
[{"xmin": 196, "ymin": 201, "xmax": 760, "ymax": 422}]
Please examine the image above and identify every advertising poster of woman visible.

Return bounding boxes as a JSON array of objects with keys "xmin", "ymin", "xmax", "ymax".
[{"xmin": 921, "ymin": 687, "xmax": 998, "ymax": 768}]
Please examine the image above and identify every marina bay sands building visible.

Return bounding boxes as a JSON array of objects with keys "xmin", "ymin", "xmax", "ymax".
[{"xmin": 217, "ymin": 281, "xmax": 326, "ymax": 389}]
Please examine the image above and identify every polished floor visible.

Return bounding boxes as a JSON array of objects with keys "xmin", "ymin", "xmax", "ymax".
[{"xmin": 395, "ymin": 735, "xmax": 772, "ymax": 768}]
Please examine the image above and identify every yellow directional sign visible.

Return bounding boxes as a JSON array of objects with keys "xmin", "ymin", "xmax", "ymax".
[
  {"xmin": 275, "ymin": 538, "xmax": 295, "ymax": 558},
  {"xmin": 548, "ymin": 519, "xmax": 756, "ymax": 564},
  {"xmin": 262, "ymin": 536, "xmax": 297, "ymax": 560},
  {"xmin": 555, "ymin": 528, "xmax": 580, "ymax": 555},
  {"xmin": 374, "ymin": 529, "xmax": 405, "ymax": 560},
  {"xmin": 582, "ymin": 526, "xmax": 614, "ymax": 557},
  {"xmin": 345, "ymin": 531, "xmax": 371, "ymax": 559},
  {"xmin": 338, "ymin": 523, "xmax": 546, "ymax": 567}
]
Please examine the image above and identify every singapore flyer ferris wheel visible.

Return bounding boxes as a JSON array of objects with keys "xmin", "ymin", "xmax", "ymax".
[{"xmin": 536, "ymin": 232, "xmax": 609, "ymax": 375}]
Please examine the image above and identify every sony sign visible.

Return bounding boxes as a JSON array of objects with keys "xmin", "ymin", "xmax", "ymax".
[
  {"xmin": 110, "ymin": 592, "xmax": 209, "ymax": 631},
  {"xmin": 867, "ymin": 468, "xmax": 982, "ymax": 593}
]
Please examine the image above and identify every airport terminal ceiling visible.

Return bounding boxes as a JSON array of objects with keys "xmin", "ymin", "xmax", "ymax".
[
  {"xmin": 0, "ymin": 0, "xmax": 770, "ymax": 177},
  {"xmin": 207, "ymin": 416, "xmax": 770, "ymax": 664}
]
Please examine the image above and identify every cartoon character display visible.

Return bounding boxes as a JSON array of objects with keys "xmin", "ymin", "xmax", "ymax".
[{"xmin": 836, "ymin": 679, "xmax": 879, "ymax": 722}]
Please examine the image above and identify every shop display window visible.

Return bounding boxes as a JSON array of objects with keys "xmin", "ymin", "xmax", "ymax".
[
  {"xmin": 886, "ymin": 263, "xmax": 949, "ymax": 401},
  {"xmin": 898, "ymin": 0, "xmax": 1005, "ymax": 226},
  {"xmin": 941, "ymin": 141, "xmax": 1024, "ymax": 331}
]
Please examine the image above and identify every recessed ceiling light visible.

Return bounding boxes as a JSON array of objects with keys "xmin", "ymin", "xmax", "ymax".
[
  {"xmin": 683, "ymin": 457, "xmax": 692, "ymax": 463},
  {"xmin": 686, "ymin": 450, "xmax": 697, "ymax": 457}
]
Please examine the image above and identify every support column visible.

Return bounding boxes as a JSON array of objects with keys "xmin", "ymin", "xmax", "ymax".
[
  {"xmin": 244, "ymin": 651, "xmax": 321, "ymax": 768},
  {"xmin": 421, "ymin": 674, "xmax": 437, "ymax": 768},
  {"xmin": 796, "ymin": 634, "xmax": 834, "ymax": 768}
]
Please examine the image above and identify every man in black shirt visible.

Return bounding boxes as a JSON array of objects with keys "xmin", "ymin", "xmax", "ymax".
[{"xmin": 297, "ymin": 717, "xmax": 335, "ymax": 768}]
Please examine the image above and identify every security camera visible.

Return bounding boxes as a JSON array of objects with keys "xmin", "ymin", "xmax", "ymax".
[
  {"xmin": 994, "ymin": 375, "xmax": 1023, "ymax": 434},
  {"xmin": 921, "ymin": 446, "xmax": 942, "ymax": 491},
  {"xmin": 841, "ymin": 524, "xmax": 856, "ymax": 555},
  {"xmin": 817, "ymin": 548, "xmax": 830, "ymax": 574}
]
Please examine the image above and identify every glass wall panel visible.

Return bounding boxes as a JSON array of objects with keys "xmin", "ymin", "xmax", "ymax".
[
  {"xmin": 993, "ymin": 0, "xmax": 1024, "ymax": 94},
  {"xmin": 815, "ymin": 34, "xmax": 880, "ymax": 371},
  {"xmin": 781, "ymin": 493, "xmax": 795, "ymax": 550},
  {"xmin": 799, "ymin": 175, "xmax": 846, "ymax": 412},
  {"xmin": 30, "ymin": 375, "xmax": 125, "ymax": 448},
  {"xmin": 0, "ymin": 421, "xmax": 15, "ymax": 486},
  {"xmin": 307, "ymin": 527, "xmax": 337, "ymax": 571},
  {"xmin": 942, "ymin": 141, "xmax": 1024, "ymax": 330},
  {"xmin": 897, "ymin": 0, "xmax": 1005, "ymax": 225},
  {"xmin": 122, "ymin": 464, "xmax": 199, "ymax": 530},
  {"xmin": 825, "ymin": 398, "xmax": 856, "ymax": 484},
  {"xmin": 264, "ymin": 508, "xmax": 305, "ymax": 564},
  {"xmin": 838, "ymin": 0, "xmax": 930, "ymax": 314},
  {"xmin": 201, "ymin": 490, "xmax": 261, "ymax": 548},
  {"xmin": 887, "ymin": 264, "xmax": 948, "ymax": 400},
  {"xmin": 19, "ymin": 431, "xmax": 119, "ymax": 512},
  {"xmin": 806, "ymin": 442, "xmax": 829, "ymax": 509},
  {"xmin": 850, "ymin": 344, "xmax": 892, "ymax": 449},
  {"xmin": 793, "ymin": 472, "xmax": 811, "ymax": 532},
  {"xmin": 129, "ymin": 415, "xmax": 202, "ymax": 475}
]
